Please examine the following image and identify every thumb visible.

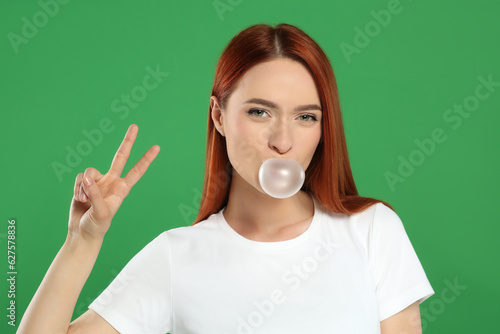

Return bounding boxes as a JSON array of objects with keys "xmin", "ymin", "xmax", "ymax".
[{"xmin": 82, "ymin": 176, "xmax": 107, "ymax": 217}]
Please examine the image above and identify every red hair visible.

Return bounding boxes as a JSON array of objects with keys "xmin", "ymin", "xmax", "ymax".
[{"xmin": 192, "ymin": 23, "xmax": 394, "ymax": 225}]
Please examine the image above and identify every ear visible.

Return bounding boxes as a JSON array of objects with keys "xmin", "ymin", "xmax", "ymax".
[{"xmin": 210, "ymin": 96, "xmax": 225, "ymax": 137}]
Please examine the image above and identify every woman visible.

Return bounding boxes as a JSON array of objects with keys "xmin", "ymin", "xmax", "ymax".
[{"xmin": 18, "ymin": 23, "xmax": 434, "ymax": 333}]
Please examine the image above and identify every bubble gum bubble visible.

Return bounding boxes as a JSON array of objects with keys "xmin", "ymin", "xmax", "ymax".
[{"xmin": 258, "ymin": 158, "xmax": 305, "ymax": 199}]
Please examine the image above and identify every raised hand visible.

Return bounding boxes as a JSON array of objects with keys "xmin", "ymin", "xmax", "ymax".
[{"xmin": 68, "ymin": 124, "xmax": 160, "ymax": 241}]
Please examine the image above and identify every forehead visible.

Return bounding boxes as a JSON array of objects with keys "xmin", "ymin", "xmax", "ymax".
[{"xmin": 228, "ymin": 58, "xmax": 320, "ymax": 108}]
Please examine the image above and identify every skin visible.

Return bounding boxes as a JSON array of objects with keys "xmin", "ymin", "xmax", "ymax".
[
  {"xmin": 22, "ymin": 59, "xmax": 421, "ymax": 333},
  {"xmin": 211, "ymin": 58, "xmax": 323, "ymax": 242},
  {"xmin": 212, "ymin": 58, "xmax": 423, "ymax": 333},
  {"xmin": 18, "ymin": 124, "xmax": 159, "ymax": 333},
  {"xmin": 380, "ymin": 301, "xmax": 423, "ymax": 333}
]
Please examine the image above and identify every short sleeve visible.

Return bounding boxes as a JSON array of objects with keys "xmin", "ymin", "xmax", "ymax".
[
  {"xmin": 88, "ymin": 231, "xmax": 172, "ymax": 334},
  {"xmin": 370, "ymin": 204, "xmax": 434, "ymax": 321}
]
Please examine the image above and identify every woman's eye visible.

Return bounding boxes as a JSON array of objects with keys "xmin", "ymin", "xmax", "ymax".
[
  {"xmin": 299, "ymin": 114, "xmax": 318, "ymax": 122},
  {"xmin": 247, "ymin": 109, "xmax": 268, "ymax": 117},
  {"xmin": 247, "ymin": 109, "xmax": 318, "ymax": 122}
]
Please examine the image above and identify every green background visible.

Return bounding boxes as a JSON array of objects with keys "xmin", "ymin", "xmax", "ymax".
[{"xmin": 1, "ymin": 0, "xmax": 499, "ymax": 333}]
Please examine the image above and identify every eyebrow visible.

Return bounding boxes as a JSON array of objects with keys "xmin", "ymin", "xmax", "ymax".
[{"xmin": 243, "ymin": 98, "xmax": 322, "ymax": 112}]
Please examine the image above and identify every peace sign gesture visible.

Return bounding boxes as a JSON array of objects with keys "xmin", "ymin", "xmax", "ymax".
[{"xmin": 68, "ymin": 124, "xmax": 160, "ymax": 242}]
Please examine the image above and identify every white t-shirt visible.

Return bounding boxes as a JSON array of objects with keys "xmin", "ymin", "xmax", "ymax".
[{"xmin": 89, "ymin": 197, "xmax": 434, "ymax": 334}]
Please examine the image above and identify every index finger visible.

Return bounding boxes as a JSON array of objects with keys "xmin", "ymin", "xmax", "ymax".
[
  {"xmin": 123, "ymin": 144, "xmax": 161, "ymax": 189},
  {"xmin": 108, "ymin": 124, "xmax": 138, "ymax": 176}
]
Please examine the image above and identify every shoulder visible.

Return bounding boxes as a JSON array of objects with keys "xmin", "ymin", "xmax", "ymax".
[
  {"xmin": 321, "ymin": 202, "xmax": 404, "ymax": 253},
  {"xmin": 156, "ymin": 212, "xmax": 223, "ymax": 249},
  {"xmin": 346, "ymin": 203, "xmax": 414, "ymax": 258},
  {"xmin": 348, "ymin": 202, "xmax": 402, "ymax": 232}
]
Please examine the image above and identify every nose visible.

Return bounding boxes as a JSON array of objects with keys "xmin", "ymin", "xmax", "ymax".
[{"xmin": 268, "ymin": 121, "xmax": 292, "ymax": 154}]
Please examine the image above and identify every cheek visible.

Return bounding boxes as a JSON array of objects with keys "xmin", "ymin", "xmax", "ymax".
[
  {"xmin": 298, "ymin": 127, "xmax": 322, "ymax": 166},
  {"xmin": 226, "ymin": 117, "xmax": 266, "ymax": 151},
  {"xmin": 225, "ymin": 121, "xmax": 261, "ymax": 168},
  {"xmin": 312, "ymin": 123, "xmax": 322, "ymax": 142}
]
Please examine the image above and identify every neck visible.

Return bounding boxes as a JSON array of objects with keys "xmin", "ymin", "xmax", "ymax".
[{"xmin": 222, "ymin": 169, "xmax": 314, "ymax": 239}]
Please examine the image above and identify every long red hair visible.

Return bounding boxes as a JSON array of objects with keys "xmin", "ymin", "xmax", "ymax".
[{"xmin": 192, "ymin": 23, "xmax": 394, "ymax": 225}]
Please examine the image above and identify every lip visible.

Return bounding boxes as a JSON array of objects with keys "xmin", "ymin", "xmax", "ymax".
[{"xmin": 261, "ymin": 157, "xmax": 297, "ymax": 163}]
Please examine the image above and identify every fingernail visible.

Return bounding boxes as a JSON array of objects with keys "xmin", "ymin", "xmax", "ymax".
[{"xmin": 83, "ymin": 176, "xmax": 92, "ymax": 186}]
